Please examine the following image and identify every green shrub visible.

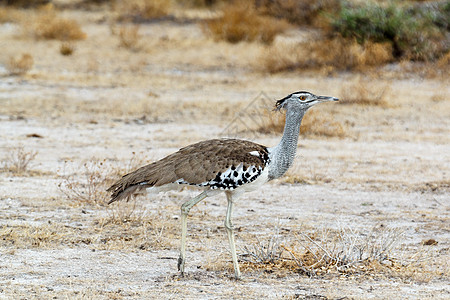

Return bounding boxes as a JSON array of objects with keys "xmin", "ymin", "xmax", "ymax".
[{"xmin": 331, "ymin": 1, "xmax": 448, "ymax": 61}]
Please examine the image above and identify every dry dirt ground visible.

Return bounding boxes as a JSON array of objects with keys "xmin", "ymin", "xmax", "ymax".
[{"xmin": 0, "ymin": 8, "xmax": 449, "ymax": 300}]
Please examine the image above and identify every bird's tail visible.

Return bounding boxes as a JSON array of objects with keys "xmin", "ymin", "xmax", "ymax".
[
  {"xmin": 106, "ymin": 172, "xmax": 149, "ymax": 204},
  {"xmin": 107, "ymin": 184, "xmax": 144, "ymax": 204}
]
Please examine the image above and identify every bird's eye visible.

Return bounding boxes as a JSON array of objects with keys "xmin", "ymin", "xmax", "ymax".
[{"xmin": 299, "ymin": 96, "xmax": 306, "ymax": 101}]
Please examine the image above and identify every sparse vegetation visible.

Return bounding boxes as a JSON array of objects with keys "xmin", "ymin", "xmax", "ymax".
[
  {"xmin": 263, "ymin": 37, "xmax": 394, "ymax": 73},
  {"xmin": 118, "ymin": 24, "xmax": 142, "ymax": 50},
  {"xmin": 33, "ymin": 10, "xmax": 86, "ymax": 40},
  {"xmin": 58, "ymin": 160, "xmax": 111, "ymax": 205},
  {"xmin": 256, "ymin": 109, "xmax": 345, "ymax": 138},
  {"xmin": 340, "ymin": 77, "xmax": 390, "ymax": 107},
  {"xmin": 58, "ymin": 153, "xmax": 149, "ymax": 205},
  {"xmin": 59, "ymin": 42, "xmax": 74, "ymax": 56},
  {"xmin": 2, "ymin": 146, "xmax": 38, "ymax": 174},
  {"xmin": 6, "ymin": 53, "xmax": 34, "ymax": 75},
  {"xmin": 256, "ymin": 0, "xmax": 341, "ymax": 27},
  {"xmin": 331, "ymin": 1, "xmax": 449, "ymax": 61},
  {"xmin": 113, "ymin": 0, "xmax": 172, "ymax": 22},
  {"xmin": 204, "ymin": 1, "xmax": 289, "ymax": 44},
  {"xmin": 240, "ymin": 226, "xmax": 432, "ymax": 278}
]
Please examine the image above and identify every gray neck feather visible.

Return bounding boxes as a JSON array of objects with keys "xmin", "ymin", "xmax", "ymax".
[{"xmin": 268, "ymin": 109, "xmax": 306, "ymax": 180}]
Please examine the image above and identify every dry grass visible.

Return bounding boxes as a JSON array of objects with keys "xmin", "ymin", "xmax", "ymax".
[
  {"xmin": 301, "ymin": 110, "xmax": 346, "ymax": 138},
  {"xmin": 0, "ymin": 222, "xmax": 74, "ymax": 249},
  {"xmin": 6, "ymin": 53, "xmax": 34, "ymax": 75},
  {"xmin": 59, "ymin": 42, "xmax": 74, "ymax": 56},
  {"xmin": 239, "ymin": 226, "xmax": 436, "ymax": 279},
  {"xmin": 0, "ymin": 6, "xmax": 25, "ymax": 23},
  {"xmin": 340, "ymin": 77, "xmax": 391, "ymax": 107},
  {"xmin": 204, "ymin": 1, "xmax": 289, "ymax": 44},
  {"xmin": 263, "ymin": 37, "xmax": 394, "ymax": 73},
  {"xmin": 0, "ymin": 207, "xmax": 179, "ymax": 251},
  {"xmin": 2, "ymin": 146, "xmax": 38, "ymax": 174},
  {"xmin": 58, "ymin": 160, "xmax": 111, "ymax": 205},
  {"xmin": 256, "ymin": 0, "xmax": 340, "ymax": 27},
  {"xmin": 256, "ymin": 109, "xmax": 345, "ymax": 138},
  {"xmin": 32, "ymin": 8, "xmax": 86, "ymax": 41},
  {"xmin": 117, "ymin": 24, "xmax": 142, "ymax": 50},
  {"xmin": 58, "ymin": 152, "xmax": 149, "ymax": 206},
  {"xmin": 113, "ymin": 0, "xmax": 171, "ymax": 22}
]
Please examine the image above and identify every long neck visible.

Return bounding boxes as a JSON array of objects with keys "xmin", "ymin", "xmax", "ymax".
[{"xmin": 268, "ymin": 109, "xmax": 305, "ymax": 180}]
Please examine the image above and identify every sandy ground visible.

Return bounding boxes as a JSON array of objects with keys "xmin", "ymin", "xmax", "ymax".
[{"xmin": 0, "ymin": 7, "xmax": 449, "ymax": 300}]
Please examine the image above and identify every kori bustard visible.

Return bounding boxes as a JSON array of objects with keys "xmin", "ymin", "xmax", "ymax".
[{"xmin": 107, "ymin": 91, "xmax": 338, "ymax": 279}]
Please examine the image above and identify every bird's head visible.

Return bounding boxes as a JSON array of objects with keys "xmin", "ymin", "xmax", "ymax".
[{"xmin": 275, "ymin": 91, "xmax": 338, "ymax": 111}]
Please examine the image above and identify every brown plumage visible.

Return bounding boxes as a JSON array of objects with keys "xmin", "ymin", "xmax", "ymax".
[{"xmin": 107, "ymin": 138, "xmax": 269, "ymax": 204}]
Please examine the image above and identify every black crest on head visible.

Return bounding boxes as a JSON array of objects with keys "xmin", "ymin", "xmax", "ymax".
[
  {"xmin": 274, "ymin": 94, "xmax": 291, "ymax": 111},
  {"xmin": 274, "ymin": 91, "xmax": 311, "ymax": 111}
]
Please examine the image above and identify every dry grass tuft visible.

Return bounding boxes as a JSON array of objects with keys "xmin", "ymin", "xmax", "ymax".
[
  {"xmin": 256, "ymin": 0, "xmax": 341, "ymax": 27},
  {"xmin": 0, "ymin": 6, "xmax": 25, "ymax": 23},
  {"xmin": 0, "ymin": 223, "xmax": 72, "ymax": 249},
  {"xmin": 263, "ymin": 37, "xmax": 393, "ymax": 73},
  {"xmin": 105, "ymin": 198, "xmax": 147, "ymax": 225},
  {"xmin": 58, "ymin": 160, "xmax": 111, "ymax": 205},
  {"xmin": 340, "ymin": 77, "xmax": 391, "ymax": 107},
  {"xmin": 59, "ymin": 42, "xmax": 74, "ymax": 56},
  {"xmin": 240, "ymin": 226, "xmax": 433, "ymax": 279},
  {"xmin": 32, "ymin": 9, "xmax": 86, "ymax": 41},
  {"xmin": 204, "ymin": 1, "xmax": 289, "ymax": 44},
  {"xmin": 113, "ymin": 0, "xmax": 171, "ymax": 21},
  {"xmin": 6, "ymin": 53, "xmax": 34, "ymax": 75},
  {"xmin": 117, "ymin": 25, "xmax": 142, "ymax": 50},
  {"xmin": 58, "ymin": 152, "xmax": 149, "ymax": 205},
  {"xmin": 2, "ymin": 146, "xmax": 38, "ymax": 174}
]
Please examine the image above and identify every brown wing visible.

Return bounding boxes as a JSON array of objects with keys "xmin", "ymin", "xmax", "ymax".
[{"xmin": 107, "ymin": 139, "xmax": 269, "ymax": 203}]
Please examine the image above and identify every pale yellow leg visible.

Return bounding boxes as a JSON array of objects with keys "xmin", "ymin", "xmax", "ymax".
[
  {"xmin": 225, "ymin": 192, "xmax": 241, "ymax": 279},
  {"xmin": 178, "ymin": 191, "xmax": 208, "ymax": 275}
]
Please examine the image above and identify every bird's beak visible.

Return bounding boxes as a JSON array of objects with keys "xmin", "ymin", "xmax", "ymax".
[{"xmin": 316, "ymin": 95, "xmax": 339, "ymax": 103}]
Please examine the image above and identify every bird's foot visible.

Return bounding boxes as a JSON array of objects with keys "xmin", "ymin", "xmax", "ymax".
[{"xmin": 177, "ymin": 256, "xmax": 185, "ymax": 275}]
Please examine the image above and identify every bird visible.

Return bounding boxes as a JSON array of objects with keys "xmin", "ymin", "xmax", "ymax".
[{"xmin": 107, "ymin": 91, "xmax": 338, "ymax": 279}]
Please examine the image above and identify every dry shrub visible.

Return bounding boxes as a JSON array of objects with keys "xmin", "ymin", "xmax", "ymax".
[
  {"xmin": 256, "ymin": 0, "xmax": 341, "ymax": 27},
  {"xmin": 58, "ymin": 152, "xmax": 149, "ymax": 205},
  {"xmin": 340, "ymin": 77, "xmax": 390, "ymax": 107},
  {"xmin": 58, "ymin": 160, "xmax": 111, "ymax": 205},
  {"xmin": 117, "ymin": 25, "xmax": 142, "ymax": 50},
  {"xmin": 263, "ymin": 37, "xmax": 393, "ymax": 73},
  {"xmin": 0, "ymin": 7, "xmax": 24, "ymax": 23},
  {"xmin": 204, "ymin": 1, "xmax": 289, "ymax": 44},
  {"xmin": 2, "ymin": 146, "xmax": 38, "ymax": 174},
  {"xmin": 113, "ymin": 0, "xmax": 171, "ymax": 21},
  {"xmin": 33, "ymin": 9, "xmax": 86, "ymax": 41},
  {"xmin": 6, "ymin": 53, "xmax": 34, "ymax": 75},
  {"xmin": 434, "ymin": 51, "xmax": 450, "ymax": 77},
  {"xmin": 59, "ymin": 42, "xmax": 74, "ymax": 56}
]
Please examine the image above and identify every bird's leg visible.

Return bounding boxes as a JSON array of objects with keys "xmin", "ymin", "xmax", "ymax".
[
  {"xmin": 225, "ymin": 192, "xmax": 241, "ymax": 280},
  {"xmin": 178, "ymin": 191, "xmax": 209, "ymax": 275}
]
